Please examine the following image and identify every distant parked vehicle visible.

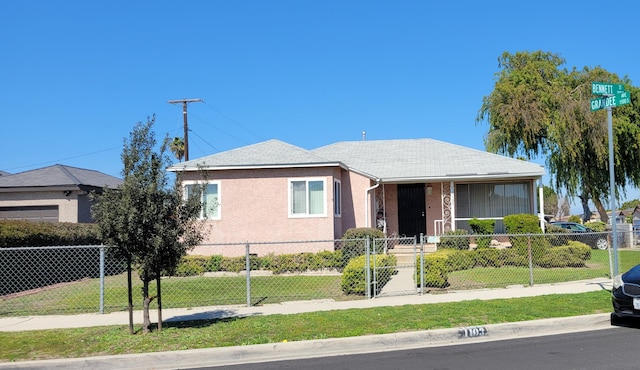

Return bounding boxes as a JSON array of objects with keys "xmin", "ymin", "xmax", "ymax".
[{"xmin": 548, "ymin": 221, "xmax": 609, "ymax": 250}]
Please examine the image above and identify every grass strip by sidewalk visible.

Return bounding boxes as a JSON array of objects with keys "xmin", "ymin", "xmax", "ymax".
[{"xmin": 0, "ymin": 290, "xmax": 612, "ymax": 363}]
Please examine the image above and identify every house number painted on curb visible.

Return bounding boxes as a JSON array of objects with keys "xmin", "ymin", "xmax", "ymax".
[{"xmin": 458, "ymin": 326, "xmax": 488, "ymax": 338}]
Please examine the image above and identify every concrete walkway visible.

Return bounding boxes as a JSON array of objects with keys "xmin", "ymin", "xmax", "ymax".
[{"xmin": 0, "ymin": 278, "xmax": 615, "ymax": 369}]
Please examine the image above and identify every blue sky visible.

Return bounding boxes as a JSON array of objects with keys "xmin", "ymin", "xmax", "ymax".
[{"xmin": 1, "ymin": 1, "xmax": 639, "ymax": 211}]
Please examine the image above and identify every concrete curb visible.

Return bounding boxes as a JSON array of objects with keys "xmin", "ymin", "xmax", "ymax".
[{"xmin": 0, "ymin": 313, "xmax": 613, "ymax": 370}]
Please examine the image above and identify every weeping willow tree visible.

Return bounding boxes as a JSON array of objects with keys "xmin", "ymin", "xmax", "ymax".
[{"xmin": 477, "ymin": 50, "xmax": 640, "ymax": 222}]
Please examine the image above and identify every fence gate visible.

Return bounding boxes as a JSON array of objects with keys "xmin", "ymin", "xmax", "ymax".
[{"xmin": 371, "ymin": 236, "xmax": 420, "ymax": 298}]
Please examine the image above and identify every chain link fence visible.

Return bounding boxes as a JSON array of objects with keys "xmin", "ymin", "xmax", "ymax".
[{"xmin": 2, "ymin": 231, "xmax": 638, "ymax": 317}]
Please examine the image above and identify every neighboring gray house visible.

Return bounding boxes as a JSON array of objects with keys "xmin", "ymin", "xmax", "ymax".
[
  {"xmin": 168, "ymin": 138, "xmax": 546, "ymax": 251},
  {"xmin": 0, "ymin": 164, "xmax": 122, "ymax": 223}
]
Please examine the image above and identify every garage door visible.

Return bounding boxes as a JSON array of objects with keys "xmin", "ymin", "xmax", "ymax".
[{"xmin": 0, "ymin": 206, "xmax": 59, "ymax": 222}]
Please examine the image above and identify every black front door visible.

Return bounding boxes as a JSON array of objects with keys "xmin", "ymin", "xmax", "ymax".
[{"xmin": 397, "ymin": 183, "xmax": 426, "ymax": 237}]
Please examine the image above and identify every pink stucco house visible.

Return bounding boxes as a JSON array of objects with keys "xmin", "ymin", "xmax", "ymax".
[{"xmin": 168, "ymin": 138, "xmax": 545, "ymax": 255}]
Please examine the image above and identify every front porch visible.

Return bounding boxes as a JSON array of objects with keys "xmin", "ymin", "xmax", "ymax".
[{"xmin": 370, "ymin": 180, "xmax": 538, "ymax": 238}]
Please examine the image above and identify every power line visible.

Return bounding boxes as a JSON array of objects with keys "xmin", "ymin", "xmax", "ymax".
[
  {"xmin": 189, "ymin": 129, "xmax": 220, "ymax": 152},
  {"xmin": 202, "ymin": 101, "xmax": 263, "ymax": 141},
  {"xmin": 167, "ymin": 98, "xmax": 203, "ymax": 161},
  {"xmin": 3, "ymin": 145, "xmax": 122, "ymax": 172}
]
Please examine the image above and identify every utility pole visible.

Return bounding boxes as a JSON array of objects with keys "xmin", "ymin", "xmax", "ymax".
[{"xmin": 167, "ymin": 98, "xmax": 203, "ymax": 161}]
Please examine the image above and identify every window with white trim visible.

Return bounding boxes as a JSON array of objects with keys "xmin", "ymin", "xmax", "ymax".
[
  {"xmin": 184, "ymin": 181, "xmax": 220, "ymax": 220},
  {"xmin": 333, "ymin": 179, "xmax": 341, "ymax": 217},
  {"xmin": 289, "ymin": 178, "xmax": 326, "ymax": 217}
]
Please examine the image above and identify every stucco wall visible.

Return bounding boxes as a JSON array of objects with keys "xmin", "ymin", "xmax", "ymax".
[
  {"xmin": 182, "ymin": 167, "xmax": 343, "ymax": 255},
  {"xmin": 339, "ymin": 170, "xmax": 371, "ymax": 234}
]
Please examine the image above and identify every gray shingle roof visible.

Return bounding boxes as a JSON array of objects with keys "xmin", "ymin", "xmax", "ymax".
[
  {"xmin": 0, "ymin": 164, "xmax": 122, "ymax": 189},
  {"xmin": 312, "ymin": 138, "xmax": 545, "ymax": 181},
  {"xmin": 168, "ymin": 139, "xmax": 341, "ymax": 171},
  {"xmin": 168, "ymin": 138, "xmax": 545, "ymax": 182}
]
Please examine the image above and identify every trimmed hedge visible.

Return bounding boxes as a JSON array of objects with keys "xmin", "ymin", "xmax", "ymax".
[
  {"xmin": 504, "ymin": 213, "xmax": 550, "ymax": 263},
  {"xmin": 0, "ymin": 220, "xmax": 101, "ymax": 247},
  {"xmin": 340, "ymin": 254, "xmax": 397, "ymax": 295},
  {"xmin": 469, "ymin": 218, "xmax": 495, "ymax": 249},
  {"xmin": 437, "ymin": 230, "xmax": 470, "ymax": 250},
  {"xmin": 340, "ymin": 227, "xmax": 385, "ymax": 260},
  {"xmin": 172, "ymin": 250, "xmax": 346, "ymax": 276},
  {"xmin": 0, "ymin": 221, "xmax": 122, "ymax": 296},
  {"xmin": 416, "ymin": 241, "xmax": 591, "ymax": 289},
  {"xmin": 585, "ymin": 221, "xmax": 606, "ymax": 232}
]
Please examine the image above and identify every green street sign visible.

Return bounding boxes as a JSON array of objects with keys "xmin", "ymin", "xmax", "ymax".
[
  {"xmin": 592, "ymin": 82, "xmax": 625, "ymax": 95},
  {"xmin": 590, "ymin": 90, "xmax": 631, "ymax": 111}
]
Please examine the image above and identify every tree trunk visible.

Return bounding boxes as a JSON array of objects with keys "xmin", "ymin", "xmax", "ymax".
[
  {"xmin": 142, "ymin": 272, "xmax": 152, "ymax": 334},
  {"xmin": 593, "ymin": 197, "xmax": 609, "ymax": 224},
  {"xmin": 127, "ymin": 256, "xmax": 134, "ymax": 335},
  {"xmin": 156, "ymin": 266, "xmax": 162, "ymax": 332},
  {"xmin": 579, "ymin": 194, "xmax": 593, "ymax": 223}
]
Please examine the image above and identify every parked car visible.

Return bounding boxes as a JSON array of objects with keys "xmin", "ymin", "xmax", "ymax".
[
  {"xmin": 548, "ymin": 221, "xmax": 609, "ymax": 250},
  {"xmin": 611, "ymin": 264, "xmax": 640, "ymax": 324}
]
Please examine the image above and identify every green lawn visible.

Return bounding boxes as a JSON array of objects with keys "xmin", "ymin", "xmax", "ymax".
[
  {"xmin": 447, "ymin": 249, "xmax": 640, "ymax": 289},
  {"xmin": 0, "ymin": 290, "xmax": 612, "ymax": 363}
]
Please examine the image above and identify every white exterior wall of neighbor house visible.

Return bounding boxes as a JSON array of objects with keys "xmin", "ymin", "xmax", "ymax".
[
  {"xmin": 0, "ymin": 190, "xmax": 79, "ymax": 222},
  {"xmin": 183, "ymin": 167, "xmax": 344, "ymax": 256}
]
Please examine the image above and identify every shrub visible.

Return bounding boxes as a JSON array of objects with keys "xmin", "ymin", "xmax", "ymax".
[
  {"xmin": 499, "ymin": 247, "xmax": 529, "ymax": 267},
  {"xmin": 474, "ymin": 248, "xmax": 504, "ymax": 267},
  {"xmin": 537, "ymin": 242, "xmax": 591, "ymax": 267},
  {"xmin": 417, "ymin": 251, "xmax": 450, "ymax": 288},
  {"xmin": 447, "ymin": 249, "xmax": 475, "ymax": 271},
  {"xmin": 340, "ymin": 254, "xmax": 397, "ymax": 295},
  {"xmin": 437, "ymin": 230, "xmax": 470, "ymax": 250},
  {"xmin": 340, "ymin": 227, "xmax": 386, "ymax": 266},
  {"xmin": 469, "ymin": 218, "xmax": 495, "ymax": 249},
  {"xmin": 568, "ymin": 215, "xmax": 581, "ymax": 223},
  {"xmin": 565, "ymin": 240, "xmax": 592, "ymax": 261},
  {"xmin": 469, "ymin": 218, "xmax": 495, "ymax": 234},
  {"xmin": 503, "ymin": 214, "xmax": 542, "ymax": 234},
  {"xmin": 270, "ymin": 254, "xmax": 307, "ymax": 274},
  {"xmin": 504, "ymin": 214, "xmax": 549, "ymax": 259},
  {"xmin": 174, "ymin": 255, "xmax": 207, "ymax": 276},
  {"xmin": 585, "ymin": 221, "xmax": 606, "ymax": 232},
  {"xmin": 219, "ymin": 256, "xmax": 246, "ymax": 273},
  {"xmin": 0, "ymin": 220, "xmax": 101, "ymax": 247},
  {"xmin": 205, "ymin": 255, "xmax": 224, "ymax": 272}
]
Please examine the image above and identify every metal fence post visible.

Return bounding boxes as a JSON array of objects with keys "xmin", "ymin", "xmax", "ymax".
[
  {"xmin": 419, "ymin": 234, "xmax": 425, "ymax": 295},
  {"xmin": 528, "ymin": 235, "xmax": 534, "ymax": 286},
  {"xmin": 372, "ymin": 239, "xmax": 378, "ymax": 298},
  {"xmin": 99, "ymin": 244, "xmax": 105, "ymax": 314},
  {"xmin": 365, "ymin": 238, "xmax": 371, "ymax": 300},
  {"xmin": 245, "ymin": 242, "xmax": 251, "ymax": 307}
]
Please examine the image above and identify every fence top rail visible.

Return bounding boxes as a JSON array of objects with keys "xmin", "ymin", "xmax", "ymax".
[
  {"xmin": 199, "ymin": 237, "xmax": 414, "ymax": 247},
  {"xmin": 437, "ymin": 232, "xmax": 613, "ymax": 237},
  {"xmin": 1, "ymin": 245, "xmax": 107, "ymax": 251},
  {"xmin": 200, "ymin": 239, "xmax": 342, "ymax": 247}
]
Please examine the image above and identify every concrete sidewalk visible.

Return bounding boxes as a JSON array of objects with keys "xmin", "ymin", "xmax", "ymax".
[
  {"xmin": 0, "ymin": 277, "xmax": 612, "ymax": 332},
  {"xmin": 0, "ymin": 278, "xmax": 615, "ymax": 370}
]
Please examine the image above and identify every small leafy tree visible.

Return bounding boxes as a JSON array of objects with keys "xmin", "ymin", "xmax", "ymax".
[{"xmin": 92, "ymin": 115, "xmax": 205, "ymax": 334}]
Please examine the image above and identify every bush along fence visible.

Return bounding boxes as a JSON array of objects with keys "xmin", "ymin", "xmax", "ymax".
[{"xmin": 1, "ymin": 231, "xmax": 636, "ymax": 317}]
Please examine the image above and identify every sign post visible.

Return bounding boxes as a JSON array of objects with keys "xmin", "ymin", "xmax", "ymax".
[{"xmin": 591, "ymin": 82, "xmax": 630, "ymax": 276}]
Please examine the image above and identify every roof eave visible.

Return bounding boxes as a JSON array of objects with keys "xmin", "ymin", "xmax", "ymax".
[
  {"xmin": 380, "ymin": 172, "xmax": 544, "ymax": 183},
  {"xmin": 167, "ymin": 162, "xmax": 346, "ymax": 172}
]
